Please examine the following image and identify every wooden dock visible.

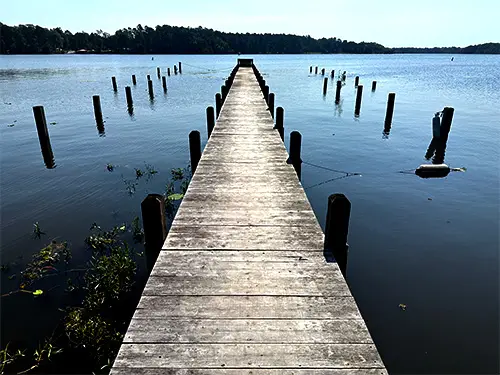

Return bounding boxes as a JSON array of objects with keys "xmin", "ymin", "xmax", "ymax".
[{"xmin": 111, "ymin": 62, "xmax": 387, "ymax": 374}]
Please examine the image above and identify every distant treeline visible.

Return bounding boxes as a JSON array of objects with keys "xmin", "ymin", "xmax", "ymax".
[{"xmin": 1, "ymin": 23, "xmax": 499, "ymax": 55}]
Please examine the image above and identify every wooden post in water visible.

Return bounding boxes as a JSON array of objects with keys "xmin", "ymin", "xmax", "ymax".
[
  {"xmin": 331, "ymin": 70, "xmax": 335, "ymax": 79},
  {"xmin": 132, "ymin": 75, "xmax": 137, "ymax": 85},
  {"xmin": 372, "ymin": 81, "xmax": 377, "ymax": 91},
  {"xmin": 206, "ymin": 106, "xmax": 215, "ymax": 138},
  {"xmin": 178, "ymin": 62, "xmax": 182, "ymax": 74},
  {"xmin": 287, "ymin": 131, "xmax": 302, "ymax": 180},
  {"xmin": 189, "ymin": 130, "xmax": 202, "ymax": 173},
  {"xmin": 148, "ymin": 80, "xmax": 154, "ymax": 98},
  {"xmin": 147, "ymin": 74, "xmax": 151, "ymax": 81},
  {"xmin": 92, "ymin": 95, "xmax": 103, "ymax": 124},
  {"xmin": 321, "ymin": 68, "xmax": 325, "ymax": 76},
  {"xmin": 141, "ymin": 194, "xmax": 167, "ymax": 272},
  {"xmin": 221, "ymin": 85, "xmax": 228, "ymax": 102},
  {"xmin": 309, "ymin": 66, "xmax": 312, "ymax": 73},
  {"xmin": 112, "ymin": 76, "xmax": 117, "ymax": 92},
  {"xmin": 354, "ymin": 76, "xmax": 359, "ymax": 87},
  {"xmin": 215, "ymin": 93, "xmax": 222, "ymax": 118},
  {"xmin": 324, "ymin": 193, "xmax": 351, "ymax": 278},
  {"xmin": 315, "ymin": 66, "xmax": 318, "ymax": 74},
  {"xmin": 174, "ymin": 65, "xmax": 178, "ymax": 75},
  {"xmin": 384, "ymin": 93, "xmax": 396, "ymax": 126},
  {"xmin": 355, "ymin": 85, "xmax": 363, "ymax": 116},
  {"xmin": 274, "ymin": 106, "xmax": 284, "ymax": 141},
  {"xmin": 263, "ymin": 85, "xmax": 270, "ymax": 104},
  {"xmin": 268, "ymin": 93, "xmax": 275, "ymax": 118},
  {"xmin": 157, "ymin": 67, "xmax": 161, "ymax": 79},
  {"xmin": 33, "ymin": 106, "xmax": 55, "ymax": 169},
  {"xmin": 167, "ymin": 68, "xmax": 171, "ymax": 76},
  {"xmin": 125, "ymin": 86, "xmax": 133, "ymax": 107},
  {"xmin": 335, "ymin": 80, "xmax": 342, "ymax": 104},
  {"xmin": 434, "ymin": 107, "xmax": 455, "ymax": 164},
  {"xmin": 323, "ymin": 77, "xmax": 328, "ymax": 95},
  {"xmin": 162, "ymin": 76, "xmax": 167, "ymax": 92}
]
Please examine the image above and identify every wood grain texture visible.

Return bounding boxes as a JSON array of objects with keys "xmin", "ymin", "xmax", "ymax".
[{"xmin": 111, "ymin": 66, "xmax": 386, "ymax": 374}]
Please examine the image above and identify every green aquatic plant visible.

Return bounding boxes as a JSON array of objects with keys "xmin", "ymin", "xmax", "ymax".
[
  {"xmin": 131, "ymin": 216, "xmax": 144, "ymax": 243},
  {"xmin": 85, "ymin": 224, "xmax": 126, "ymax": 253},
  {"xmin": 0, "ymin": 343, "xmax": 26, "ymax": 374},
  {"xmin": 106, "ymin": 163, "xmax": 114, "ymax": 172},
  {"xmin": 134, "ymin": 168, "xmax": 144, "ymax": 179},
  {"xmin": 32, "ymin": 222, "xmax": 46, "ymax": 239}
]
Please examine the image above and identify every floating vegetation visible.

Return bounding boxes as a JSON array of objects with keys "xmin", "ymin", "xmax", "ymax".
[
  {"xmin": 171, "ymin": 168, "xmax": 184, "ymax": 181},
  {"xmin": 49, "ymin": 121, "xmax": 57, "ymax": 125},
  {"xmin": 106, "ymin": 163, "xmax": 114, "ymax": 172},
  {"xmin": 7, "ymin": 123, "xmax": 15, "ymax": 127},
  {"xmin": 32, "ymin": 222, "xmax": 46, "ymax": 239},
  {"xmin": 134, "ymin": 168, "xmax": 144, "ymax": 179},
  {"xmin": 144, "ymin": 163, "xmax": 158, "ymax": 176},
  {"xmin": 399, "ymin": 303, "xmax": 407, "ymax": 311},
  {"xmin": 85, "ymin": 224, "xmax": 125, "ymax": 253},
  {"xmin": 0, "ymin": 343, "xmax": 25, "ymax": 374},
  {"xmin": 131, "ymin": 216, "xmax": 144, "ymax": 244}
]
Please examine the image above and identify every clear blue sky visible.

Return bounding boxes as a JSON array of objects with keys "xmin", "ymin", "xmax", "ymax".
[{"xmin": 2, "ymin": 0, "xmax": 499, "ymax": 47}]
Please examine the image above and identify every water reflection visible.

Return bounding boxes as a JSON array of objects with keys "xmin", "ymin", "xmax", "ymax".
[
  {"xmin": 96, "ymin": 120, "xmax": 105, "ymax": 136},
  {"xmin": 149, "ymin": 97, "xmax": 155, "ymax": 110},
  {"xmin": 334, "ymin": 100, "xmax": 344, "ymax": 117},
  {"xmin": 382, "ymin": 122, "xmax": 391, "ymax": 139},
  {"xmin": 425, "ymin": 136, "xmax": 447, "ymax": 164},
  {"xmin": 40, "ymin": 142, "xmax": 56, "ymax": 169},
  {"xmin": 127, "ymin": 105, "xmax": 134, "ymax": 117}
]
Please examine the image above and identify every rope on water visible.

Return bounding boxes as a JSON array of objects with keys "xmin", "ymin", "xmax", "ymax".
[{"xmin": 181, "ymin": 63, "xmax": 234, "ymax": 73}]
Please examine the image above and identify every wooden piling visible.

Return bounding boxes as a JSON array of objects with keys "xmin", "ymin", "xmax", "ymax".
[
  {"xmin": 215, "ymin": 93, "xmax": 222, "ymax": 118},
  {"xmin": 315, "ymin": 66, "xmax": 318, "ymax": 74},
  {"xmin": 125, "ymin": 86, "xmax": 133, "ymax": 107},
  {"xmin": 221, "ymin": 85, "xmax": 228, "ymax": 102},
  {"xmin": 268, "ymin": 93, "xmax": 275, "ymax": 118},
  {"xmin": 263, "ymin": 85, "xmax": 270, "ymax": 104},
  {"xmin": 323, "ymin": 77, "xmax": 328, "ymax": 95},
  {"xmin": 148, "ymin": 80, "xmax": 154, "ymax": 98},
  {"xmin": 132, "ymin": 75, "xmax": 137, "ymax": 85},
  {"xmin": 324, "ymin": 193, "xmax": 351, "ymax": 278},
  {"xmin": 384, "ymin": 93, "xmax": 396, "ymax": 126},
  {"xmin": 147, "ymin": 74, "xmax": 151, "ymax": 81},
  {"xmin": 178, "ymin": 62, "xmax": 182, "ymax": 74},
  {"xmin": 157, "ymin": 67, "xmax": 161, "ymax": 79},
  {"xmin": 321, "ymin": 68, "xmax": 325, "ymax": 76},
  {"xmin": 112, "ymin": 76, "xmax": 117, "ymax": 91},
  {"xmin": 372, "ymin": 81, "xmax": 377, "ymax": 91},
  {"xmin": 331, "ymin": 70, "xmax": 335, "ymax": 79},
  {"xmin": 309, "ymin": 66, "xmax": 312, "ymax": 73},
  {"xmin": 141, "ymin": 194, "xmax": 167, "ymax": 272},
  {"xmin": 354, "ymin": 85, "xmax": 363, "ymax": 116},
  {"xmin": 434, "ymin": 107, "xmax": 455, "ymax": 164},
  {"xmin": 189, "ymin": 130, "xmax": 202, "ymax": 173},
  {"xmin": 174, "ymin": 65, "xmax": 178, "ymax": 75},
  {"xmin": 288, "ymin": 131, "xmax": 302, "ymax": 180},
  {"xmin": 92, "ymin": 95, "xmax": 103, "ymax": 125},
  {"xmin": 33, "ymin": 106, "xmax": 55, "ymax": 169},
  {"xmin": 335, "ymin": 80, "xmax": 342, "ymax": 104},
  {"xmin": 274, "ymin": 106, "xmax": 284, "ymax": 141},
  {"xmin": 206, "ymin": 106, "xmax": 215, "ymax": 138},
  {"xmin": 354, "ymin": 76, "xmax": 359, "ymax": 87},
  {"xmin": 167, "ymin": 68, "xmax": 171, "ymax": 77},
  {"xmin": 162, "ymin": 76, "xmax": 167, "ymax": 92}
]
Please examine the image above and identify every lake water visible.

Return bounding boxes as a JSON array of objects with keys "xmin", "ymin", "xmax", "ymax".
[{"xmin": 1, "ymin": 54, "xmax": 499, "ymax": 374}]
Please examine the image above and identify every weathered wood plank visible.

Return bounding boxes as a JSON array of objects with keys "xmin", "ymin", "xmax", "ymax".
[
  {"xmin": 112, "ymin": 369, "xmax": 388, "ymax": 375},
  {"xmin": 135, "ymin": 296, "xmax": 362, "ymax": 319},
  {"xmin": 124, "ymin": 319, "xmax": 372, "ymax": 344},
  {"xmin": 162, "ymin": 226, "xmax": 324, "ymax": 250},
  {"xmin": 112, "ymin": 343, "xmax": 384, "ymax": 368}
]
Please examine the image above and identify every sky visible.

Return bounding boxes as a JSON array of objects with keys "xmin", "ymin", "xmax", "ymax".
[{"xmin": 2, "ymin": 0, "xmax": 499, "ymax": 48}]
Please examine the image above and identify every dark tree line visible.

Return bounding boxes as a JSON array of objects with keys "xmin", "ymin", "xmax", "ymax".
[{"xmin": 1, "ymin": 22, "xmax": 498, "ymax": 54}]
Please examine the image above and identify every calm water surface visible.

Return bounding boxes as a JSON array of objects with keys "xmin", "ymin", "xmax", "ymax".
[{"xmin": 1, "ymin": 54, "xmax": 499, "ymax": 374}]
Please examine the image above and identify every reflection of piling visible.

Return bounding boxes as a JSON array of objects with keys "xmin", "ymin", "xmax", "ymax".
[
  {"xmin": 354, "ymin": 76, "xmax": 359, "ymax": 87},
  {"xmin": 178, "ymin": 62, "xmax": 182, "ymax": 74},
  {"xmin": 132, "ymin": 75, "xmax": 137, "ymax": 85},
  {"xmin": 268, "ymin": 93, "xmax": 275, "ymax": 118},
  {"xmin": 354, "ymin": 85, "xmax": 363, "ymax": 116},
  {"xmin": 125, "ymin": 86, "xmax": 133, "ymax": 107},
  {"xmin": 162, "ymin": 76, "xmax": 167, "ymax": 92},
  {"xmin": 274, "ymin": 106, "xmax": 284, "ymax": 141},
  {"xmin": 323, "ymin": 77, "xmax": 328, "ymax": 95},
  {"xmin": 384, "ymin": 93, "xmax": 396, "ymax": 126},
  {"xmin": 287, "ymin": 131, "xmax": 302, "ymax": 181},
  {"xmin": 112, "ymin": 76, "xmax": 117, "ymax": 92},
  {"xmin": 335, "ymin": 80, "xmax": 342, "ymax": 104},
  {"xmin": 215, "ymin": 93, "xmax": 222, "ymax": 118},
  {"xmin": 372, "ymin": 81, "xmax": 377, "ymax": 91},
  {"xmin": 167, "ymin": 68, "xmax": 171, "ymax": 76},
  {"xmin": 157, "ymin": 67, "xmax": 161, "ymax": 79},
  {"xmin": 206, "ymin": 106, "xmax": 215, "ymax": 138},
  {"xmin": 148, "ymin": 80, "xmax": 154, "ymax": 98},
  {"xmin": 324, "ymin": 193, "xmax": 351, "ymax": 278},
  {"xmin": 33, "ymin": 106, "xmax": 55, "ymax": 169},
  {"xmin": 141, "ymin": 194, "xmax": 167, "ymax": 273},
  {"xmin": 189, "ymin": 130, "xmax": 202, "ymax": 173}
]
